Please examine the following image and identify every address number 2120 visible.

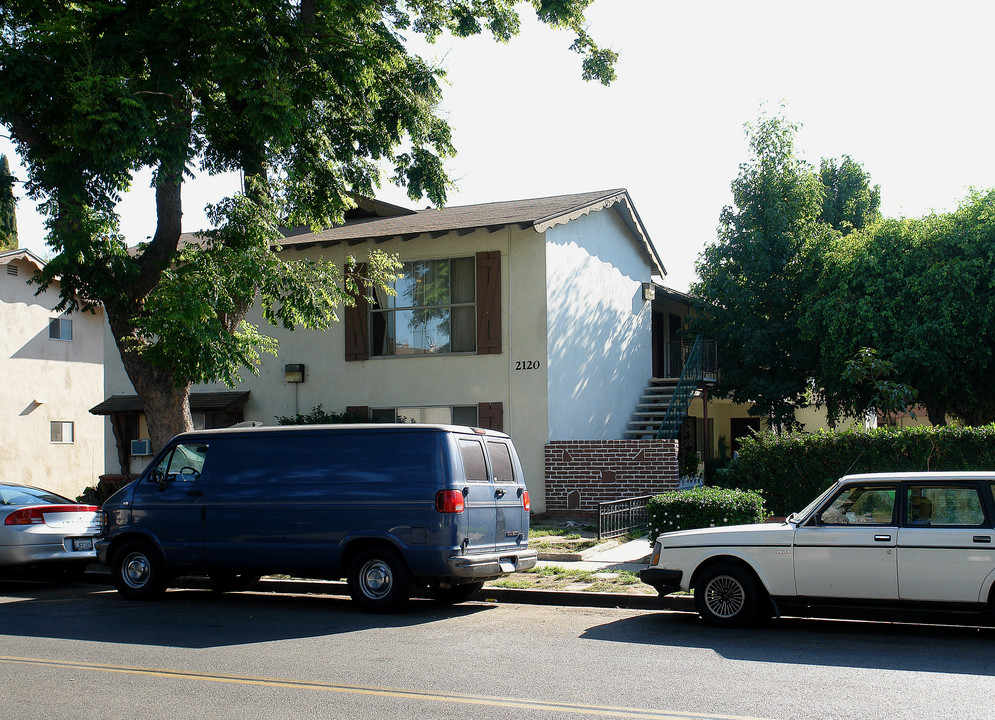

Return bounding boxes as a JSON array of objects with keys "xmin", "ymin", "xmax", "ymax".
[{"xmin": 515, "ymin": 360, "xmax": 541, "ymax": 371}]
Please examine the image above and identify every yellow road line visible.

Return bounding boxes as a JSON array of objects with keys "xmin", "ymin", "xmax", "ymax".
[{"xmin": 0, "ymin": 655, "xmax": 768, "ymax": 720}]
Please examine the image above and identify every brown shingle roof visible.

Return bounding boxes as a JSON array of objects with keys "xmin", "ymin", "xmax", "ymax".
[{"xmin": 178, "ymin": 188, "xmax": 665, "ymax": 276}]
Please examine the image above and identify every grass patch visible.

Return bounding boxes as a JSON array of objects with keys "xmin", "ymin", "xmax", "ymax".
[
  {"xmin": 529, "ymin": 528, "xmax": 582, "ymax": 540},
  {"xmin": 490, "ymin": 578, "xmax": 535, "ymax": 589}
]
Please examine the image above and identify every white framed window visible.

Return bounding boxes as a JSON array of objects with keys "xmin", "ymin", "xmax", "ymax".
[
  {"xmin": 49, "ymin": 317, "xmax": 73, "ymax": 341},
  {"xmin": 369, "ymin": 257, "xmax": 476, "ymax": 356},
  {"xmin": 371, "ymin": 405, "xmax": 478, "ymax": 426},
  {"xmin": 50, "ymin": 421, "xmax": 75, "ymax": 444}
]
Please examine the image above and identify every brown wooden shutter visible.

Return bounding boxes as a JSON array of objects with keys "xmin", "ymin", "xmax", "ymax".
[
  {"xmin": 346, "ymin": 406, "xmax": 369, "ymax": 420},
  {"xmin": 476, "ymin": 251, "xmax": 501, "ymax": 355},
  {"xmin": 344, "ymin": 263, "xmax": 369, "ymax": 361},
  {"xmin": 477, "ymin": 402, "xmax": 503, "ymax": 432}
]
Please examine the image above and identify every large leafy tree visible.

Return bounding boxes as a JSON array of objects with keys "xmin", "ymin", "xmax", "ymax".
[
  {"xmin": 0, "ymin": 154, "xmax": 16, "ymax": 250},
  {"xmin": 691, "ymin": 110, "xmax": 826, "ymax": 430},
  {"xmin": 0, "ymin": 1, "xmax": 616, "ymax": 451},
  {"xmin": 818, "ymin": 155, "xmax": 881, "ymax": 235},
  {"xmin": 804, "ymin": 190, "xmax": 995, "ymax": 426}
]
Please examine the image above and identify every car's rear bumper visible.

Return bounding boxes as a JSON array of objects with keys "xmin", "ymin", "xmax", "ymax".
[
  {"xmin": 447, "ymin": 548, "xmax": 538, "ymax": 578},
  {"xmin": 640, "ymin": 567, "xmax": 683, "ymax": 595}
]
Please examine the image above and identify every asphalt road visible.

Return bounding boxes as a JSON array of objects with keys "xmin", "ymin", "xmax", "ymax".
[{"xmin": 2, "ymin": 580, "xmax": 994, "ymax": 720}]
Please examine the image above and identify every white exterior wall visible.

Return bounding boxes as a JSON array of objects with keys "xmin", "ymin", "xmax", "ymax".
[
  {"xmin": 1, "ymin": 258, "xmax": 105, "ymax": 499},
  {"xmin": 545, "ymin": 208, "xmax": 653, "ymax": 440}
]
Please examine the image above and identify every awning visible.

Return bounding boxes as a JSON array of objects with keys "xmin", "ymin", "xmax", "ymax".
[{"xmin": 90, "ymin": 391, "xmax": 250, "ymax": 415}]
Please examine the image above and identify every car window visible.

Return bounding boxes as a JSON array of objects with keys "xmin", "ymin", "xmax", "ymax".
[
  {"xmin": 906, "ymin": 486, "xmax": 986, "ymax": 526},
  {"xmin": 0, "ymin": 484, "xmax": 70, "ymax": 505},
  {"xmin": 820, "ymin": 485, "xmax": 896, "ymax": 525},
  {"xmin": 458, "ymin": 439, "xmax": 489, "ymax": 483},
  {"xmin": 152, "ymin": 443, "xmax": 209, "ymax": 483},
  {"xmin": 487, "ymin": 441, "xmax": 516, "ymax": 484}
]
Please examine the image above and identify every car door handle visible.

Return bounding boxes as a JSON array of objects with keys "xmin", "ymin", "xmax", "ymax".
[
  {"xmin": 874, "ymin": 534, "xmax": 891, "ymax": 542},
  {"xmin": 494, "ymin": 489, "xmax": 506, "ymax": 498},
  {"xmin": 974, "ymin": 536, "xmax": 992, "ymax": 543}
]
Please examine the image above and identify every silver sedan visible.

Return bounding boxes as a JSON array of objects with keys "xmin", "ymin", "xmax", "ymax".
[{"xmin": 0, "ymin": 482, "xmax": 103, "ymax": 580}]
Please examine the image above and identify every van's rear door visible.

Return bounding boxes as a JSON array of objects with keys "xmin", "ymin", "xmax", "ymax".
[
  {"xmin": 485, "ymin": 439, "xmax": 526, "ymax": 552},
  {"xmin": 458, "ymin": 437, "xmax": 497, "ymax": 553}
]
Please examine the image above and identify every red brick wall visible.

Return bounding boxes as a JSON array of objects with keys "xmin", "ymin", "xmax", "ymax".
[{"xmin": 544, "ymin": 440, "xmax": 679, "ymax": 512}]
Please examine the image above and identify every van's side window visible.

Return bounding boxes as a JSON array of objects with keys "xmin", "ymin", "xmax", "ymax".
[
  {"xmin": 487, "ymin": 441, "xmax": 515, "ymax": 483},
  {"xmin": 152, "ymin": 443, "xmax": 209, "ymax": 484},
  {"xmin": 459, "ymin": 439, "xmax": 489, "ymax": 483}
]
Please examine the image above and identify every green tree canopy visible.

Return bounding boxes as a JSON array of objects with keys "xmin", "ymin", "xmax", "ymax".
[
  {"xmin": 819, "ymin": 155, "xmax": 881, "ymax": 235},
  {"xmin": 801, "ymin": 190, "xmax": 995, "ymax": 426},
  {"xmin": 691, "ymin": 109, "xmax": 826, "ymax": 429},
  {"xmin": 0, "ymin": 154, "xmax": 16, "ymax": 250},
  {"xmin": 0, "ymin": 1, "xmax": 616, "ymax": 450}
]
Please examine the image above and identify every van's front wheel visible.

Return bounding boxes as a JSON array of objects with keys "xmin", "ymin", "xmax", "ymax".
[
  {"xmin": 347, "ymin": 548, "xmax": 412, "ymax": 612},
  {"xmin": 113, "ymin": 540, "xmax": 168, "ymax": 600}
]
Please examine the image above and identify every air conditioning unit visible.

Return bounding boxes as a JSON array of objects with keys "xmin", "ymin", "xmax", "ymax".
[{"xmin": 131, "ymin": 439, "xmax": 152, "ymax": 456}]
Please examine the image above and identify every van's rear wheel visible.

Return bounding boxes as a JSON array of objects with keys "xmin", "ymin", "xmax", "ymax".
[
  {"xmin": 428, "ymin": 580, "xmax": 484, "ymax": 604},
  {"xmin": 113, "ymin": 540, "xmax": 168, "ymax": 600},
  {"xmin": 347, "ymin": 548, "xmax": 412, "ymax": 612}
]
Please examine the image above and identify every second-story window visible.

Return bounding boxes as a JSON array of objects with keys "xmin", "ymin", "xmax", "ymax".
[
  {"xmin": 369, "ymin": 257, "xmax": 476, "ymax": 356},
  {"xmin": 49, "ymin": 317, "xmax": 73, "ymax": 341}
]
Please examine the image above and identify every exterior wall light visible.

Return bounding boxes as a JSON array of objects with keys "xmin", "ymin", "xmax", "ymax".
[
  {"xmin": 284, "ymin": 364, "xmax": 306, "ymax": 383},
  {"xmin": 641, "ymin": 282, "xmax": 656, "ymax": 302}
]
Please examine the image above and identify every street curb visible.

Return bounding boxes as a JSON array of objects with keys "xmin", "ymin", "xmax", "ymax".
[{"xmin": 82, "ymin": 570, "xmax": 694, "ymax": 612}]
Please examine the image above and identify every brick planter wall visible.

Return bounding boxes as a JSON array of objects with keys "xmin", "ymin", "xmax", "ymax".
[{"xmin": 544, "ymin": 439, "xmax": 679, "ymax": 512}]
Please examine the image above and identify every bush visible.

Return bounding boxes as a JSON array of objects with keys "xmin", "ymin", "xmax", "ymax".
[
  {"xmin": 646, "ymin": 486, "xmax": 768, "ymax": 543},
  {"xmin": 715, "ymin": 425, "xmax": 995, "ymax": 517},
  {"xmin": 275, "ymin": 404, "xmax": 369, "ymax": 425}
]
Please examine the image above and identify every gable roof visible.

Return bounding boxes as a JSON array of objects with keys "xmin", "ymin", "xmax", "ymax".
[
  {"xmin": 189, "ymin": 189, "xmax": 665, "ymax": 277},
  {"xmin": 0, "ymin": 248, "xmax": 46, "ymax": 273}
]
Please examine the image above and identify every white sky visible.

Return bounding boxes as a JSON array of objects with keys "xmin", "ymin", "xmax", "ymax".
[{"xmin": 3, "ymin": 0, "xmax": 995, "ymax": 292}]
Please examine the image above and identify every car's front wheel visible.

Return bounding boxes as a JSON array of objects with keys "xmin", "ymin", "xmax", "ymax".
[
  {"xmin": 694, "ymin": 562, "xmax": 763, "ymax": 628},
  {"xmin": 112, "ymin": 540, "xmax": 168, "ymax": 600}
]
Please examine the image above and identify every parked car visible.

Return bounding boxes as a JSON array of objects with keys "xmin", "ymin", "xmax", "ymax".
[
  {"xmin": 0, "ymin": 482, "xmax": 102, "ymax": 580},
  {"xmin": 98, "ymin": 424, "xmax": 537, "ymax": 610},
  {"xmin": 641, "ymin": 472, "xmax": 995, "ymax": 627}
]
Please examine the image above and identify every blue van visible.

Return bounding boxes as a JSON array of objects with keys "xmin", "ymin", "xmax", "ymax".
[{"xmin": 96, "ymin": 424, "xmax": 537, "ymax": 610}]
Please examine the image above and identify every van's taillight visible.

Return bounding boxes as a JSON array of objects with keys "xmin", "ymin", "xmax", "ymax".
[
  {"xmin": 4, "ymin": 504, "xmax": 98, "ymax": 526},
  {"xmin": 436, "ymin": 490, "xmax": 465, "ymax": 513},
  {"xmin": 521, "ymin": 491, "xmax": 531, "ymax": 513}
]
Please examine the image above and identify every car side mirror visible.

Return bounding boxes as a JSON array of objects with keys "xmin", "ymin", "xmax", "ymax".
[{"xmin": 812, "ymin": 512, "xmax": 823, "ymax": 526}]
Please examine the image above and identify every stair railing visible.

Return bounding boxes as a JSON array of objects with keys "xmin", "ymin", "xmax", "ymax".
[{"xmin": 656, "ymin": 335, "xmax": 705, "ymax": 440}]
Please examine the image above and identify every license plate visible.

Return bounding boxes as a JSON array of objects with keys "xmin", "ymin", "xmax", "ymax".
[{"xmin": 72, "ymin": 537, "xmax": 94, "ymax": 552}]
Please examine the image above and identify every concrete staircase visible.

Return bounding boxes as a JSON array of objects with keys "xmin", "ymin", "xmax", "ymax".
[{"xmin": 624, "ymin": 378, "xmax": 679, "ymax": 439}]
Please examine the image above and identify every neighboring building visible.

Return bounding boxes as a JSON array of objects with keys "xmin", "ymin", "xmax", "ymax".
[
  {"xmin": 94, "ymin": 190, "xmax": 681, "ymax": 513},
  {"xmin": 0, "ymin": 249, "xmax": 105, "ymax": 499}
]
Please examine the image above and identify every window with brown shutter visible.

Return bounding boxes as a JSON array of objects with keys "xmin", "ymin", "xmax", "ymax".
[
  {"xmin": 477, "ymin": 402, "xmax": 503, "ymax": 432},
  {"xmin": 344, "ymin": 263, "xmax": 369, "ymax": 361},
  {"xmin": 476, "ymin": 251, "xmax": 501, "ymax": 355}
]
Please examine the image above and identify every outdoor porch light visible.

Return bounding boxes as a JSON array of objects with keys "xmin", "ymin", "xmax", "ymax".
[
  {"xmin": 641, "ymin": 282, "xmax": 656, "ymax": 302},
  {"xmin": 284, "ymin": 364, "xmax": 305, "ymax": 383}
]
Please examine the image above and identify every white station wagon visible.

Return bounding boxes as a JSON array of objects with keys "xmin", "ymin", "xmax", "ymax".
[{"xmin": 640, "ymin": 472, "xmax": 995, "ymax": 627}]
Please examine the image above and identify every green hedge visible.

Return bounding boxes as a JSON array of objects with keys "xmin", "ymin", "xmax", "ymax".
[
  {"xmin": 714, "ymin": 425, "xmax": 995, "ymax": 517},
  {"xmin": 646, "ymin": 486, "xmax": 768, "ymax": 543}
]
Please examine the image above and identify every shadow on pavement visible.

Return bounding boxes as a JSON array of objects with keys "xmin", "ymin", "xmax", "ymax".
[
  {"xmin": 0, "ymin": 580, "xmax": 491, "ymax": 649},
  {"xmin": 581, "ymin": 610, "xmax": 995, "ymax": 676}
]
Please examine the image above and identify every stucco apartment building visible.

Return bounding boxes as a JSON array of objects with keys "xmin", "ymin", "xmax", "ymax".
[
  {"xmin": 96, "ymin": 189, "xmax": 682, "ymax": 513},
  {"xmin": 1, "ymin": 249, "xmax": 104, "ymax": 499}
]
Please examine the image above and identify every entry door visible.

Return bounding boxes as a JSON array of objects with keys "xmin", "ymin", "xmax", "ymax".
[
  {"xmin": 130, "ymin": 442, "xmax": 208, "ymax": 566},
  {"xmin": 793, "ymin": 484, "xmax": 899, "ymax": 599}
]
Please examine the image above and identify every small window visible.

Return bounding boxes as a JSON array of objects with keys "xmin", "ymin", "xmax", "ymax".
[
  {"xmin": 820, "ymin": 485, "xmax": 896, "ymax": 525},
  {"xmin": 50, "ymin": 421, "xmax": 74, "ymax": 444},
  {"xmin": 907, "ymin": 486, "xmax": 986, "ymax": 526},
  {"xmin": 459, "ymin": 439, "xmax": 488, "ymax": 483},
  {"xmin": 49, "ymin": 317, "xmax": 73, "ymax": 341},
  {"xmin": 371, "ymin": 405, "xmax": 478, "ymax": 426},
  {"xmin": 487, "ymin": 441, "xmax": 516, "ymax": 483}
]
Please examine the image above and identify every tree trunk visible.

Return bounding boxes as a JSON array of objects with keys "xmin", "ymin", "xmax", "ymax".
[{"xmin": 122, "ymin": 350, "xmax": 193, "ymax": 452}]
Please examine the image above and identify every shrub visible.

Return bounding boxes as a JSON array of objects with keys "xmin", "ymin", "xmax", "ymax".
[
  {"xmin": 715, "ymin": 425, "xmax": 995, "ymax": 516},
  {"xmin": 276, "ymin": 404, "xmax": 369, "ymax": 425},
  {"xmin": 646, "ymin": 486, "xmax": 768, "ymax": 542}
]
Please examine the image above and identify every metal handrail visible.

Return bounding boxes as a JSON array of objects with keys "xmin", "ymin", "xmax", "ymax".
[
  {"xmin": 598, "ymin": 495, "xmax": 652, "ymax": 540},
  {"xmin": 656, "ymin": 335, "xmax": 704, "ymax": 440}
]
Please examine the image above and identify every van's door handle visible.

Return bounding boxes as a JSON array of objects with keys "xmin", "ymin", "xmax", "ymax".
[
  {"xmin": 187, "ymin": 489, "xmax": 204, "ymax": 497},
  {"xmin": 494, "ymin": 489, "xmax": 506, "ymax": 498},
  {"xmin": 974, "ymin": 536, "xmax": 992, "ymax": 543},
  {"xmin": 874, "ymin": 534, "xmax": 891, "ymax": 542}
]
